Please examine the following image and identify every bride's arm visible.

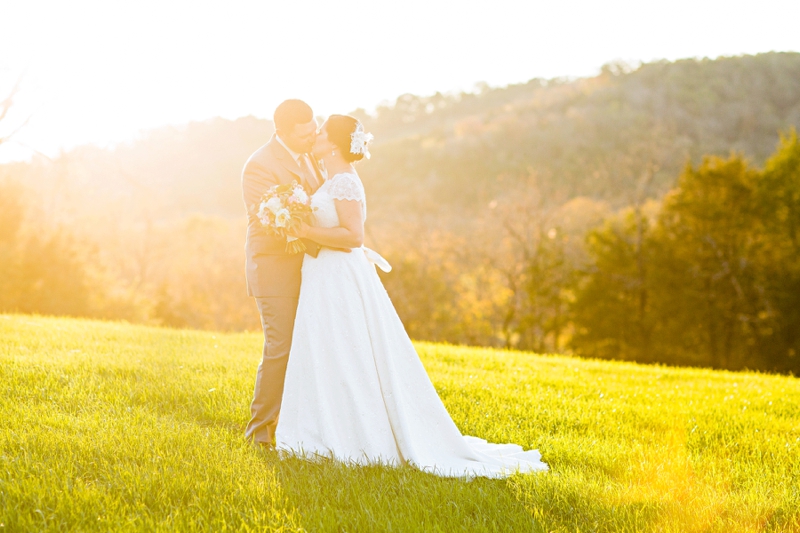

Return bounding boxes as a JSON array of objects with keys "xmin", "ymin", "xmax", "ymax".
[{"xmin": 292, "ymin": 199, "xmax": 364, "ymax": 249}]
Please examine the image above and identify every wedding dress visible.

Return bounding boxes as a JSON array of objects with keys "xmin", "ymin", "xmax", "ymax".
[{"xmin": 275, "ymin": 172, "xmax": 548, "ymax": 478}]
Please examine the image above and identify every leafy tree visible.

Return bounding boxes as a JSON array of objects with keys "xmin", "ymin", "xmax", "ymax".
[
  {"xmin": 573, "ymin": 139, "xmax": 800, "ymax": 373},
  {"xmin": 571, "ymin": 208, "xmax": 658, "ymax": 362},
  {"xmin": 756, "ymin": 130, "xmax": 800, "ymax": 371},
  {"xmin": 655, "ymin": 155, "xmax": 764, "ymax": 369}
]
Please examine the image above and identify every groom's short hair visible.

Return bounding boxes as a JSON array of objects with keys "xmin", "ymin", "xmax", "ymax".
[{"xmin": 274, "ymin": 99, "xmax": 314, "ymax": 133}]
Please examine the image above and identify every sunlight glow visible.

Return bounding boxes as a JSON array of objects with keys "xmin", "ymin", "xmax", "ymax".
[{"xmin": 1, "ymin": 0, "xmax": 799, "ymax": 162}]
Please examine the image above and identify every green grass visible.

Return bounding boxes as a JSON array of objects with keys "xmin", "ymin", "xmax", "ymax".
[{"xmin": 0, "ymin": 314, "xmax": 798, "ymax": 532}]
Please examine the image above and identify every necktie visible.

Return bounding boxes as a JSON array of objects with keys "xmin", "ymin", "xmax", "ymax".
[{"xmin": 299, "ymin": 154, "xmax": 320, "ymax": 192}]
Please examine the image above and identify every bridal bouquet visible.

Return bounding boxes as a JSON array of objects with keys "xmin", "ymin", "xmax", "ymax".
[{"xmin": 257, "ymin": 181, "xmax": 313, "ymax": 254}]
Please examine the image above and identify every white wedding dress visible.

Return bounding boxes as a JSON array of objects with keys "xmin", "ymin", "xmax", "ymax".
[{"xmin": 275, "ymin": 172, "xmax": 548, "ymax": 478}]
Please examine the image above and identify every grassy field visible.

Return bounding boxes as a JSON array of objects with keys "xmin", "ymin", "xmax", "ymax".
[{"xmin": 0, "ymin": 314, "xmax": 798, "ymax": 532}]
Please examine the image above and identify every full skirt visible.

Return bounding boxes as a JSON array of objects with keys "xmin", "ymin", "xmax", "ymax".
[{"xmin": 275, "ymin": 248, "xmax": 548, "ymax": 478}]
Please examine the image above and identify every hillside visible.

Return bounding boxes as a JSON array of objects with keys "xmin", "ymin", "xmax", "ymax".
[
  {"xmin": 4, "ymin": 53, "xmax": 799, "ymax": 223},
  {"xmin": 1, "ymin": 315, "xmax": 798, "ymax": 531},
  {"xmin": 362, "ymin": 52, "xmax": 800, "ymax": 212}
]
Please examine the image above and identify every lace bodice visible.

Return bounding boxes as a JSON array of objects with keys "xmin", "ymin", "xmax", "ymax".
[{"xmin": 311, "ymin": 172, "xmax": 367, "ymax": 228}]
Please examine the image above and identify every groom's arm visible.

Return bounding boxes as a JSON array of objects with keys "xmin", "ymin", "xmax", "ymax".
[
  {"xmin": 242, "ymin": 159, "xmax": 278, "ymax": 218},
  {"xmin": 243, "ymin": 158, "xmax": 347, "ymax": 255}
]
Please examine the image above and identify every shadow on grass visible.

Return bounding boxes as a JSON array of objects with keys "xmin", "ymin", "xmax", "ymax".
[
  {"xmin": 252, "ymin": 451, "xmax": 670, "ymax": 533},
  {"xmin": 264, "ymin": 453, "xmax": 544, "ymax": 532}
]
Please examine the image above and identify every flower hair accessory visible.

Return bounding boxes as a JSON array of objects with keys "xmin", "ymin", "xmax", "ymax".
[{"xmin": 350, "ymin": 122, "xmax": 374, "ymax": 159}]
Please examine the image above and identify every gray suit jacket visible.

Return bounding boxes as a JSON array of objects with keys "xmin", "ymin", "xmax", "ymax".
[{"xmin": 242, "ymin": 134, "xmax": 321, "ymax": 298}]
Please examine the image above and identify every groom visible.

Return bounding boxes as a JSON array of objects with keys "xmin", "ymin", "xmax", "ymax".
[{"xmin": 242, "ymin": 99, "xmax": 325, "ymax": 446}]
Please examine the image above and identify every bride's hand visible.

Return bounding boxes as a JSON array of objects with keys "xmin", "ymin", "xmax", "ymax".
[{"xmin": 289, "ymin": 221, "xmax": 310, "ymax": 239}]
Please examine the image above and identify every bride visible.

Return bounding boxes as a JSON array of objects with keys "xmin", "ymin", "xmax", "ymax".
[{"xmin": 276, "ymin": 115, "xmax": 548, "ymax": 478}]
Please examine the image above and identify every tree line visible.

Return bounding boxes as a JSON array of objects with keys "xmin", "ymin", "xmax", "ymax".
[
  {"xmin": 368, "ymin": 132, "xmax": 799, "ymax": 374},
  {"xmin": 2, "ymin": 53, "xmax": 800, "ymax": 373}
]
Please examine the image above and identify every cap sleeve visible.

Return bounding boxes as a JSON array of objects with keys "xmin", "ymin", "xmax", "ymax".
[{"xmin": 328, "ymin": 173, "xmax": 365, "ymax": 203}]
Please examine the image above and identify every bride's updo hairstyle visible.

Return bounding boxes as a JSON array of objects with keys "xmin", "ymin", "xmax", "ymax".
[{"xmin": 324, "ymin": 114, "xmax": 365, "ymax": 163}]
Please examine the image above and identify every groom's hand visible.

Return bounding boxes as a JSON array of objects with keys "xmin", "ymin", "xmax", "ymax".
[
  {"xmin": 300, "ymin": 240, "xmax": 350, "ymax": 256},
  {"xmin": 302, "ymin": 239, "xmax": 321, "ymax": 258}
]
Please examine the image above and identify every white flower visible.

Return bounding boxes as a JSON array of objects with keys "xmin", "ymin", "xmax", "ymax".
[
  {"xmin": 293, "ymin": 187, "xmax": 309, "ymax": 204},
  {"xmin": 350, "ymin": 123, "xmax": 374, "ymax": 159},
  {"xmin": 274, "ymin": 208, "xmax": 291, "ymax": 228},
  {"xmin": 265, "ymin": 196, "xmax": 283, "ymax": 214},
  {"xmin": 257, "ymin": 202, "xmax": 270, "ymax": 225}
]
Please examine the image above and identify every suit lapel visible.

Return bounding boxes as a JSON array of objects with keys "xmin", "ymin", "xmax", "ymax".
[{"xmin": 268, "ymin": 135, "xmax": 303, "ymax": 181}]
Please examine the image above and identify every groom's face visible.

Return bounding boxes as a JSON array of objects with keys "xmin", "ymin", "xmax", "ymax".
[{"xmin": 281, "ymin": 120, "xmax": 317, "ymax": 154}]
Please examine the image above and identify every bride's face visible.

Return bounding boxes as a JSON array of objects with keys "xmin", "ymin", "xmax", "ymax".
[{"xmin": 312, "ymin": 124, "xmax": 335, "ymax": 159}]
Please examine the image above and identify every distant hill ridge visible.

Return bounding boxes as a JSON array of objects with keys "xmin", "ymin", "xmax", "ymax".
[
  {"xmin": 361, "ymin": 51, "xmax": 800, "ymax": 209},
  {"xmin": 4, "ymin": 52, "xmax": 799, "ymax": 219}
]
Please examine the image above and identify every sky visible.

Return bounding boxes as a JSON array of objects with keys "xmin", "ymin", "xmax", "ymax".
[{"xmin": 1, "ymin": 0, "xmax": 799, "ymax": 162}]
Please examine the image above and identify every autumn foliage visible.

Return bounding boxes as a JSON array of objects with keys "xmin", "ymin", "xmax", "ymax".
[{"xmin": 2, "ymin": 53, "xmax": 800, "ymax": 373}]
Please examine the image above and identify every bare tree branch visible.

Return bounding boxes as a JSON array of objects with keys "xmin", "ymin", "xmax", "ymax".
[
  {"xmin": 0, "ymin": 114, "xmax": 32, "ymax": 146},
  {"xmin": 2, "ymin": 139, "xmax": 53, "ymax": 161},
  {"xmin": 0, "ymin": 76, "xmax": 23, "ymax": 124},
  {"xmin": 0, "ymin": 75, "xmax": 31, "ymax": 148}
]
